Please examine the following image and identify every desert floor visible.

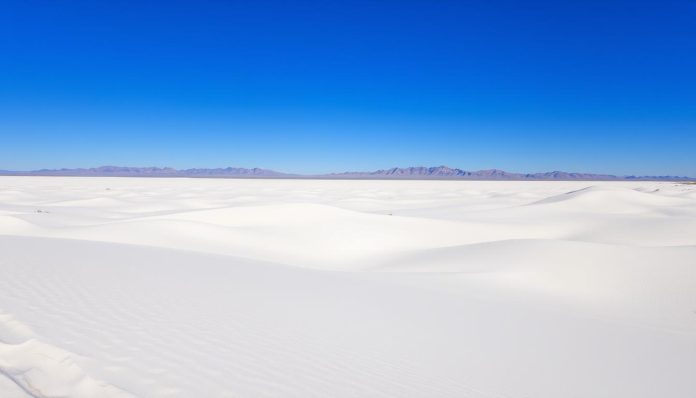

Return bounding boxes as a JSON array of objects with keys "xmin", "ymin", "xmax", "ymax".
[{"xmin": 1, "ymin": 177, "xmax": 695, "ymax": 397}]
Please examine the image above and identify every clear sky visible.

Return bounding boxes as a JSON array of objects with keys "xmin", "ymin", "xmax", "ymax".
[{"xmin": 1, "ymin": 0, "xmax": 695, "ymax": 175}]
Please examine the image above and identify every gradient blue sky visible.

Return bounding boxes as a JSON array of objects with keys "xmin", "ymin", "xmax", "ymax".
[{"xmin": 1, "ymin": 0, "xmax": 695, "ymax": 175}]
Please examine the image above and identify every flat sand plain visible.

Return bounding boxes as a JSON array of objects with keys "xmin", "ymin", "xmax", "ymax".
[{"xmin": 1, "ymin": 177, "xmax": 695, "ymax": 397}]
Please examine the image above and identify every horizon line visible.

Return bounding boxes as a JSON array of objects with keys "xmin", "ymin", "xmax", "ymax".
[{"xmin": 1, "ymin": 165, "xmax": 694, "ymax": 181}]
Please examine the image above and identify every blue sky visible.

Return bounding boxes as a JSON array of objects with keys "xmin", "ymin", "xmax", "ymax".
[{"xmin": 1, "ymin": 0, "xmax": 695, "ymax": 175}]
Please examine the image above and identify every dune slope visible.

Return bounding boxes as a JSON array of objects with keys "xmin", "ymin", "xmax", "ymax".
[{"xmin": 1, "ymin": 177, "xmax": 695, "ymax": 397}]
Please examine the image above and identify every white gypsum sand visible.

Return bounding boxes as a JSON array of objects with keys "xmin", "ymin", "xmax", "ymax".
[{"xmin": 1, "ymin": 176, "xmax": 695, "ymax": 397}]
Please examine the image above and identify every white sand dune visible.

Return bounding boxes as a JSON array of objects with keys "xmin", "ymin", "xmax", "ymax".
[{"xmin": 1, "ymin": 177, "xmax": 695, "ymax": 397}]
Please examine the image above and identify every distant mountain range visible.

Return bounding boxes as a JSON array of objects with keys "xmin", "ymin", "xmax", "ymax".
[
  {"xmin": 0, "ymin": 166, "xmax": 288, "ymax": 178},
  {"xmin": 0, "ymin": 165, "xmax": 693, "ymax": 181},
  {"xmin": 328, "ymin": 166, "xmax": 695, "ymax": 180}
]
